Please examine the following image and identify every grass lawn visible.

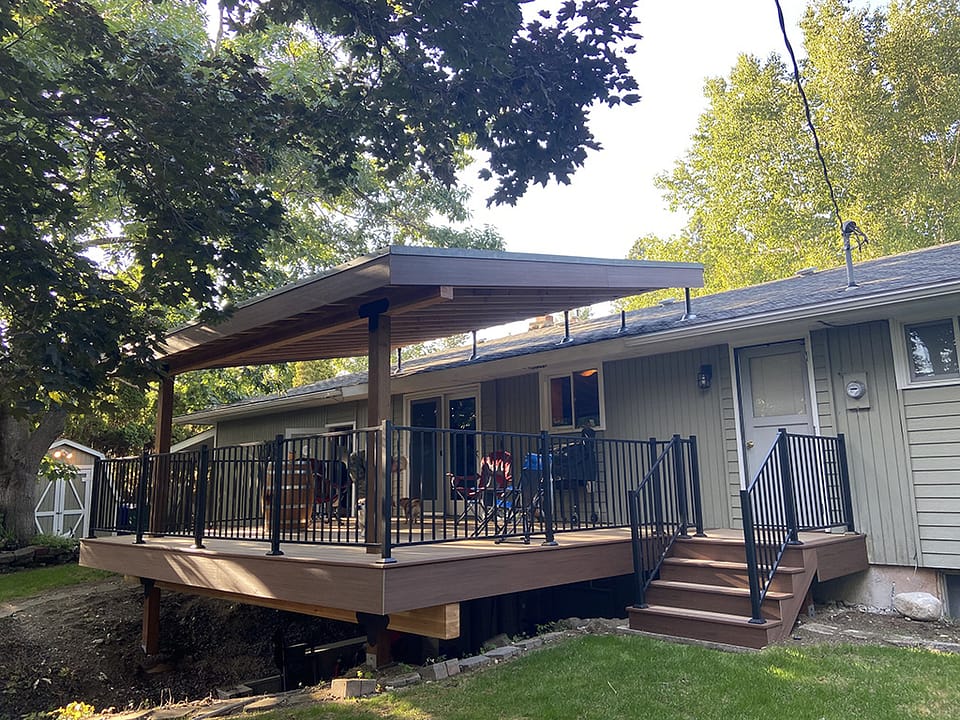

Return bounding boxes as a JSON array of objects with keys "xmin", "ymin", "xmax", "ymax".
[
  {"xmin": 256, "ymin": 634, "xmax": 960, "ymax": 720},
  {"xmin": 0, "ymin": 563, "xmax": 113, "ymax": 603}
]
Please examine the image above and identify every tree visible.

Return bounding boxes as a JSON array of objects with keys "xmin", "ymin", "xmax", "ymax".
[
  {"xmin": 1, "ymin": 0, "xmax": 642, "ymax": 542},
  {"xmin": 626, "ymin": 0, "xmax": 960, "ymax": 302}
]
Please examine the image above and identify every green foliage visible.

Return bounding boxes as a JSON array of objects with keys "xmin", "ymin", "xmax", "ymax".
[
  {"xmin": 0, "ymin": 564, "xmax": 113, "ymax": 603},
  {"xmin": 29, "ymin": 533, "xmax": 78, "ymax": 551},
  {"xmin": 37, "ymin": 457, "xmax": 80, "ymax": 485},
  {"xmin": 627, "ymin": 0, "xmax": 960, "ymax": 304}
]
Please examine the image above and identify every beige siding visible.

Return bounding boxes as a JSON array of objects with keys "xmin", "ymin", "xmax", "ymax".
[
  {"xmin": 810, "ymin": 330, "xmax": 837, "ymax": 436},
  {"xmin": 904, "ymin": 385, "xmax": 960, "ymax": 568},
  {"xmin": 215, "ymin": 402, "xmax": 367, "ymax": 446},
  {"xmin": 717, "ymin": 349, "xmax": 741, "ymax": 528},
  {"xmin": 821, "ymin": 321, "xmax": 917, "ymax": 567},
  {"xmin": 604, "ymin": 346, "xmax": 732, "ymax": 529}
]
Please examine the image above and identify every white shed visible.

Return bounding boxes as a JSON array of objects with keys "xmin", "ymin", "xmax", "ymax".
[{"xmin": 35, "ymin": 439, "xmax": 105, "ymax": 538}]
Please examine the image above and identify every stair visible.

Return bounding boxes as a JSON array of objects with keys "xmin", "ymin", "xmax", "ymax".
[{"xmin": 628, "ymin": 535, "xmax": 817, "ymax": 649}]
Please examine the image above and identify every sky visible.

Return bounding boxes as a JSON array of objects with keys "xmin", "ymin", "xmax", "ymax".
[{"xmin": 461, "ymin": 1, "xmax": 812, "ymax": 259}]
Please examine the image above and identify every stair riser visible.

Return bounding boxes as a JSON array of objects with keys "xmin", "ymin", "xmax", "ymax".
[
  {"xmin": 659, "ymin": 564, "xmax": 801, "ymax": 594},
  {"xmin": 628, "ymin": 609, "xmax": 776, "ymax": 649},
  {"xmin": 671, "ymin": 542, "xmax": 805, "ymax": 566},
  {"xmin": 645, "ymin": 587, "xmax": 784, "ymax": 620}
]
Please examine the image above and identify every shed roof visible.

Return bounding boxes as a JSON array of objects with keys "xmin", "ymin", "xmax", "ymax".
[
  {"xmin": 175, "ymin": 241, "xmax": 960, "ymax": 424},
  {"xmin": 160, "ymin": 246, "xmax": 703, "ymax": 375}
]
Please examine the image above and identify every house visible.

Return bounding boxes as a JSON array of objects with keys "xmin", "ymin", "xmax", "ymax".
[
  {"xmin": 36, "ymin": 439, "xmax": 104, "ymax": 538},
  {"xmin": 87, "ymin": 243, "xmax": 960, "ymax": 660}
]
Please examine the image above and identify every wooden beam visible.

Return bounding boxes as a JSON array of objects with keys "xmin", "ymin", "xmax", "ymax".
[
  {"xmin": 149, "ymin": 375, "xmax": 175, "ymax": 534},
  {"xmin": 142, "ymin": 581, "xmax": 161, "ymax": 655},
  {"xmin": 153, "ymin": 581, "xmax": 460, "ymax": 639},
  {"xmin": 154, "ymin": 375, "xmax": 174, "ymax": 454}
]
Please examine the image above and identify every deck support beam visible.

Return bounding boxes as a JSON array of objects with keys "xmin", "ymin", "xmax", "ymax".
[
  {"xmin": 358, "ymin": 612, "xmax": 393, "ymax": 668},
  {"xmin": 149, "ymin": 374, "xmax": 175, "ymax": 534},
  {"xmin": 141, "ymin": 579, "xmax": 161, "ymax": 655}
]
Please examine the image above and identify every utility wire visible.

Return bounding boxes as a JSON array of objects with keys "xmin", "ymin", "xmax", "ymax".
[{"xmin": 774, "ymin": 0, "xmax": 844, "ymax": 230}]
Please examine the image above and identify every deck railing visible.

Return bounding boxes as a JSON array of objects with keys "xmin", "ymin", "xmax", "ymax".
[
  {"xmin": 89, "ymin": 423, "xmax": 683, "ymax": 560},
  {"xmin": 627, "ymin": 435, "xmax": 704, "ymax": 608},
  {"xmin": 741, "ymin": 429, "xmax": 854, "ymax": 623}
]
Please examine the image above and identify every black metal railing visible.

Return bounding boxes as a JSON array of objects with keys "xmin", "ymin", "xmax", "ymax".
[
  {"xmin": 741, "ymin": 429, "xmax": 854, "ymax": 623},
  {"xmin": 627, "ymin": 435, "xmax": 704, "ymax": 608},
  {"xmin": 88, "ymin": 423, "xmax": 694, "ymax": 562}
]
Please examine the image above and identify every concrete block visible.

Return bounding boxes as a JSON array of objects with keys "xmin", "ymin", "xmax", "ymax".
[
  {"xmin": 330, "ymin": 678, "xmax": 378, "ymax": 698},
  {"xmin": 194, "ymin": 700, "xmax": 250, "ymax": 719},
  {"xmin": 444, "ymin": 659, "xmax": 461, "ymax": 677},
  {"xmin": 516, "ymin": 637, "xmax": 543, "ymax": 651},
  {"xmin": 420, "ymin": 662, "xmax": 448, "ymax": 681},
  {"xmin": 243, "ymin": 697, "xmax": 283, "ymax": 712},
  {"xmin": 384, "ymin": 672, "xmax": 421, "ymax": 689},
  {"xmin": 458, "ymin": 655, "xmax": 492, "ymax": 672},
  {"xmin": 215, "ymin": 685, "xmax": 251, "ymax": 700},
  {"xmin": 484, "ymin": 645, "xmax": 520, "ymax": 661},
  {"xmin": 540, "ymin": 631, "xmax": 567, "ymax": 644}
]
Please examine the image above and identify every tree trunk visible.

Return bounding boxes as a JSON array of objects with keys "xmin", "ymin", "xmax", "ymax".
[{"xmin": 0, "ymin": 409, "xmax": 67, "ymax": 545}]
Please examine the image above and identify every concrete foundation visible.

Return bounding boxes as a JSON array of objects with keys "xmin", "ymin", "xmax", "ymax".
[{"xmin": 814, "ymin": 564, "xmax": 942, "ymax": 612}]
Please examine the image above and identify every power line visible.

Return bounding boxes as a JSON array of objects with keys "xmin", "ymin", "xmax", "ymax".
[{"xmin": 774, "ymin": 0, "xmax": 844, "ymax": 230}]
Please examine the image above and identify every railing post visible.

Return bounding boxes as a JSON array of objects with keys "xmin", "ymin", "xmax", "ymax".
[
  {"xmin": 193, "ymin": 446, "xmax": 209, "ymax": 549},
  {"xmin": 648, "ymin": 438, "xmax": 664, "ymax": 536},
  {"xmin": 266, "ymin": 434, "xmax": 285, "ymax": 556},
  {"xmin": 379, "ymin": 421, "xmax": 397, "ymax": 564},
  {"xmin": 134, "ymin": 450, "xmax": 150, "ymax": 545},
  {"xmin": 672, "ymin": 435, "xmax": 690, "ymax": 538},
  {"xmin": 740, "ymin": 489, "xmax": 765, "ymax": 624},
  {"xmin": 628, "ymin": 489, "xmax": 648, "ymax": 608},
  {"xmin": 688, "ymin": 435, "xmax": 706, "ymax": 537},
  {"xmin": 540, "ymin": 431, "xmax": 557, "ymax": 546},
  {"xmin": 836, "ymin": 433, "xmax": 856, "ymax": 533},
  {"xmin": 777, "ymin": 429, "xmax": 801, "ymax": 544},
  {"xmin": 88, "ymin": 457, "xmax": 102, "ymax": 539}
]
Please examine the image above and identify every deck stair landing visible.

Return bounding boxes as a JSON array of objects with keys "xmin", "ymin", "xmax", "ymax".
[{"xmin": 627, "ymin": 532, "xmax": 866, "ymax": 649}]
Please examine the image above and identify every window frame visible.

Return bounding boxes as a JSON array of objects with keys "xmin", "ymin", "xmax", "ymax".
[
  {"xmin": 540, "ymin": 365, "xmax": 606, "ymax": 433},
  {"xmin": 892, "ymin": 316, "xmax": 960, "ymax": 389}
]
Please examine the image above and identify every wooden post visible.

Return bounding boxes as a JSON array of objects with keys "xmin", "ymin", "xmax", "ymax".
[
  {"xmin": 148, "ymin": 374, "xmax": 174, "ymax": 535},
  {"xmin": 142, "ymin": 579, "xmax": 161, "ymax": 655},
  {"xmin": 362, "ymin": 303, "xmax": 391, "ymax": 551}
]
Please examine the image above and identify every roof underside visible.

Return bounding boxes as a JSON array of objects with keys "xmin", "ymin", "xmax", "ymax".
[{"xmin": 160, "ymin": 247, "xmax": 703, "ymax": 375}]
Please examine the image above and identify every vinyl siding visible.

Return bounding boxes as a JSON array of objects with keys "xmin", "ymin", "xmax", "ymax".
[
  {"xmin": 489, "ymin": 374, "xmax": 540, "ymax": 434},
  {"xmin": 215, "ymin": 402, "xmax": 367, "ymax": 446},
  {"xmin": 604, "ymin": 345, "xmax": 733, "ymax": 529},
  {"xmin": 903, "ymin": 385, "xmax": 960, "ymax": 568},
  {"xmin": 818, "ymin": 321, "xmax": 918, "ymax": 567}
]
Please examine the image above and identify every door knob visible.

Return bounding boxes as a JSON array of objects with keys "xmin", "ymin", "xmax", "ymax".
[{"xmin": 746, "ymin": 441, "xmax": 754, "ymax": 449}]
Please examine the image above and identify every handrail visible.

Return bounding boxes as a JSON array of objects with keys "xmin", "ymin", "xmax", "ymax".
[
  {"xmin": 628, "ymin": 435, "xmax": 702, "ymax": 608},
  {"xmin": 741, "ymin": 429, "xmax": 855, "ymax": 622}
]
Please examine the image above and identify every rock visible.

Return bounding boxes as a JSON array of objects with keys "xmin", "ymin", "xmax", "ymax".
[
  {"xmin": 893, "ymin": 592, "xmax": 943, "ymax": 621},
  {"xmin": 516, "ymin": 637, "xmax": 543, "ymax": 651},
  {"xmin": 244, "ymin": 696, "xmax": 283, "ymax": 712}
]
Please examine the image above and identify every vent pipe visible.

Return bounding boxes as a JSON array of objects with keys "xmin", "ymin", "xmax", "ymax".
[
  {"xmin": 681, "ymin": 288, "xmax": 696, "ymax": 321},
  {"xmin": 470, "ymin": 330, "xmax": 478, "ymax": 360},
  {"xmin": 841, "ymin": 220, "xmax": 868, "ymax": 289},
  {"xmin": 617, "ymin": 309, "xmax": 627, "ymax": 334},
  {"xmin": 396, "ymin": 347, "xmax": 402, "ymax": 372},
  {"xmin": 559, "ymin": 310, "xmax": 572, "ymax": 344}
]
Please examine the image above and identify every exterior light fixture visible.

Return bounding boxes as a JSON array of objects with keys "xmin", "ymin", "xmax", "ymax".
[{"xmin": 697, "ymin": 364, "xmax": 712, "ymax": 390}]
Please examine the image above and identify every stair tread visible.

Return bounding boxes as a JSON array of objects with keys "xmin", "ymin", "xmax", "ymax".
[
  {"xmin": 631, "ymin": 604, "xmax": 782, "ymax": 628},
  {"xmin": 649, "ymin": 579, "xmax": 792, "ymax": 600},
  {"xmin": 662, "ymin": 557, "xmax": 805, "ymax": 574}
]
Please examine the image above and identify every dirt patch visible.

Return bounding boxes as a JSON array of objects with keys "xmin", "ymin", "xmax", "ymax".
[
  {"xmin": 2, "ymin": 577, "xmax": 959, "ymax": 719},
  {"xmin": 0, "ymin": 576, "xmax": 356, "ymax": 719}
]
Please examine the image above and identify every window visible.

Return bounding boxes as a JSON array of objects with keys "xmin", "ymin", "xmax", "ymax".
[
  {"xmin": 904, "ymin": 319, "xmax": 960, "ymax": 382},
  {"xmin": 548, "ymin": 367, "xmax": 603, "ymax": 430}
]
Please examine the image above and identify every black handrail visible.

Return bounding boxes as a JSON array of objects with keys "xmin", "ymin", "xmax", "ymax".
[
  {"xmin": 628, "ymin": 435, "xmax": 702, "ymax": 608},
  {"xmin": 741, "ymin": 429, "xmax": 855, "ymax": 622}
]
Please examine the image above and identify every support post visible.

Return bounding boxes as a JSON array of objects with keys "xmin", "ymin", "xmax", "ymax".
[
  {"xmin": 134, "ymin": 450, "xmax": 150, "ymax": 545},
  {"xmin": 357, "ymin": 613, "xmax": 392, "ymax": 669},
  {"xmin": 363, "ymin": 302, "xmax": 391, "ymax": 552},
  {"xmin": 141, "ymin": 579, "xmax": 161, "ymax": 655},
  {"xmin": 192, "ymin": 445, "xmax": 209, "ymax": 549},
  {"xmin": 777, "ymin": 428, "xmax": 801, "ymax": 544},
  {"xmin": 671, "ymin": 435, "xmax": 690, "ymax": 538},
  {"xmin": 539, "ymin": 431, "xmax": 557, "ymax": 546},
  {"xmin": 148, "ymin": 374, "xmax": 174, "ymax": 535},
  {"xmin": 88, "ymin": 458, "xmax": 102, "ymax": 539},
  {"xmin": 836, "ymin": 433, "xmax": 856, "ymax": 533},
  {"xmin": 267, "ymin": 434, "xmax": 284, "ymax": 556}
]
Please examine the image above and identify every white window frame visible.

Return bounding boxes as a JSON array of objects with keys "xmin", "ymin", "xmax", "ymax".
[
  {"xmin": 891, "ymin": 316, "xmax": 960, "ymax": 389},
  {"xmin": 540, "ymin": 365, "xmax": 606, "ymax": 433},
  {"xmin": 404, "ymin": 385, "xmax": 482, "ymax": 428}
]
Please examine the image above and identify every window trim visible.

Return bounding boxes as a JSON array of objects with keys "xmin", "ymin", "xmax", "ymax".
[
  {"xmin": 892, "ymin": 316, "xmax": 960, "ymax": 389},
  {"xmin": 540, "ymin": 365, "xmax": 606, "ymax": 432}
]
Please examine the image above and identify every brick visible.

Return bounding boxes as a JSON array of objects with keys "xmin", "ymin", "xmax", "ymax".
[
  {"xmin": 384, "ymin": 672, "xmax": 421, "ymax": 689},
  {"xmin": 443, "ymin": 659, "xmax": 461, "ymax": 677}
]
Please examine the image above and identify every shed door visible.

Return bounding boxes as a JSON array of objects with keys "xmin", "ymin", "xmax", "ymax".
[
  {"xmin": 738, "ymin": 342, "xmax": 815, "ymax": 483},
  {"xmin": 34, "ymin": 468, "xmax": 90, "ymax": 537}
]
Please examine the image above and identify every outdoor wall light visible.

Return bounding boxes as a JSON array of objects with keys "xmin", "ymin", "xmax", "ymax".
[{"xmin": 697, "ymin": 364, "xmax": 712, "ymax": 390}]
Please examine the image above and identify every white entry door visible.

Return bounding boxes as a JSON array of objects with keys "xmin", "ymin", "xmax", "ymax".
[
  {"xmin": 738, "ymin": 342, "xmax": 815, "ymax": 484},
  {"xmin": 35, "ymin": 467, "xmax": 91, "ymax": 537}
]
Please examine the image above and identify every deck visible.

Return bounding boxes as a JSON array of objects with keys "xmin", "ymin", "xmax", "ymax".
[{"xmin": 79, "ymin": 528, "xmax": 866, "ymax": 641}]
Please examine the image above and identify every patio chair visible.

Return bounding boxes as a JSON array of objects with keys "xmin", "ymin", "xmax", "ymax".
[
  {"xmin": 310, "ymin": 459, "xmax": 352, "ymax": 521},
  {"xmin": 472, "ymin": 450, "xmax": 519, "ymax": 539}
]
